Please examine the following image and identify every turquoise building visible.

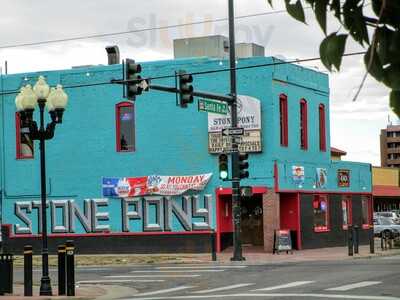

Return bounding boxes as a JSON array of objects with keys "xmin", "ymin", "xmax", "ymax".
[{"xmin": 0, "ymin": 55, "xmax": 372, "ymax": 253}]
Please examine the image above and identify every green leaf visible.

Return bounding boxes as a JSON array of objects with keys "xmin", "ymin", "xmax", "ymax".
[
  {"xmin": 390, "ymin": 90, "xmax": 400, "ymax": 117},
  {"xmin": 330, "ymin": 0, "xmax": 341, "ymax": 20},
  {"xmin": 319, "ymin": 33, "xmax": 348, "ymax": 71},
  {"xmin": 266, "ymin": 0, "xmax": 273, "ymax": 7},
  {"xmin": 343, "ymin": 0, "xmax": 370, "ymax": 46},
  {"xmin": 285, "ymin": 0, "xmax": 306, "ymax": 24},
  {"xmin": 319, "ymin": 34, "xmax": 332, "ymax": 71},
  {"xmin": 372, "ymin": 0, "xmax": 400, "ymax": 27},
  {"xmin": 376, "ymin": 27, "xmax": 393, "ymax": 66},
  {"xmin": 315, "ymin": 0, "xmax": 329, "ymax": 34},
  {"xmin": 383, "ymin": 64, "xmax": 400, "ymax": 90},
  {"xmin": 364, "ymin": 46, "xmax": 384, "ymax": 81}
]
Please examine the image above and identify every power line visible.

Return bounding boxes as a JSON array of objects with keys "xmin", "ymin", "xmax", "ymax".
[
  {"xmin": 0, "ymin": 8, "xmax": 300, "ymax": 50},
  {"xmin": 0, "ymin": 51, "xmax": 366, "ymax": 97}
]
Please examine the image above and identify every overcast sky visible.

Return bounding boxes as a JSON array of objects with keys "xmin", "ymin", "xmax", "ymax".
[{"xmin": 0, "ymin": 0, "xmax": 394, "ymax": 166}]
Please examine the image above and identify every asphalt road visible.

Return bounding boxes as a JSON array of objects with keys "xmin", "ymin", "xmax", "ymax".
[{"xmin": 14, "ymin": 255, "xmax": 400, "ymax": 299}]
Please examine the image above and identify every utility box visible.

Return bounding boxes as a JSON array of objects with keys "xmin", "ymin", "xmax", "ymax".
[
  {"xmin": 174, "ymin": 35, "xmax": 230, "ymax": 59},
  {"xmin": 235, "ymin": 43, "xmax": 265, "ymax": 58}
]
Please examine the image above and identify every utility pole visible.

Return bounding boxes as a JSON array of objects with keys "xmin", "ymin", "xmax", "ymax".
[{"xmin": 228, "ymin": 0, "xmax": 245, "ymax": 261}]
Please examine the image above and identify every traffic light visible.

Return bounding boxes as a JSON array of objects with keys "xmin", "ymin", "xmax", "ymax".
[
  {"xmin": 125, "ymin": 58, "xmax": 143, "ymax": 100},
  {"xmin": 218, "ymin": 153, "xmax": 229, "ymax": 180},
  {"xmin": 239, "ymin": 153, "xmax": 249, "ymax": 179},
  {"xmin": 178, "ymin": 71, "xmax": 194, "ymax": 108}
]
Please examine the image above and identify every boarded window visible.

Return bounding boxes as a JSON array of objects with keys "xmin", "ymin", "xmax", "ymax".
[
  {"xmin": 16, "ymin": 112, "xmax": 34, "ymax": 159},
  {"xmin": 116, "ymin": 102, "xmax": 135, "ymax": 152}
]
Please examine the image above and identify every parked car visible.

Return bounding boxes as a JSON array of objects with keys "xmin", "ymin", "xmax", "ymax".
[
  {"xmin": 374, "ymin": 211, "xmax": 400, "ymax": 224},
  {"xmin": 373, "ymin": 217, "xmax": 400, "ymax": 238}
]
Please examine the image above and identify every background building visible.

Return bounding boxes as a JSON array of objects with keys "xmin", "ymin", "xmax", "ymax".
[
  {"xmin": 380, "ymin": 125, "xmax": 400, "ymax": 168},
  {"xmin": 0, "ymin": 38, "xmax": 373, "ymax": 254},
  {"xmin": 372, "ymin": 166, "xmax": 400, "ymax": 212}
]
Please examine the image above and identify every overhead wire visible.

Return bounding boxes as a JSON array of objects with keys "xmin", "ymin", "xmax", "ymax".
[{"xmin": 0, "ymin": 50, "xmax": 366, "ymax": 97}]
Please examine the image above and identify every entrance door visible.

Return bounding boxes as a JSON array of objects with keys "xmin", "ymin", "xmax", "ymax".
[{"xmin": 240, "ymin": 194, "xmax": 264, "ymax": 246}]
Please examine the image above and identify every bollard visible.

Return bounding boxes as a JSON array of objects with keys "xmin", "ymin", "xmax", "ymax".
[
  {"xmin": 353, "ymin": 225, "xmax": 359, "ymax": 254},
  {"xmin": 211, "ymin": 230, "xmax": 217, "ymax": 261},
  {"xmin": 347, "ymin": 225, "xmax": 353, "ymax": 256},
  {"xmin": 66, "ymin": 240, "xmax": 75, "ymax": 296},
  {"xmin": 381, "ymin": 233, "xmax": 384, "ymax": 250},
  {"xmin": 24, "ymin": 245, "xmax": 33, "ymax": 296},
  {"xmin": 369, "ymin": 226, "xmax": 375, "ymax": 254},
  {"xmin": 58, "ymin": 245, "xmax": 66, "ymax": 296}
]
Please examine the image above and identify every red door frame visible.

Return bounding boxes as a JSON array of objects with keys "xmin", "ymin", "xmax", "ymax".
[{"xmin": 215, "ymin": 186, "xmax": 268, "ymax": 252}]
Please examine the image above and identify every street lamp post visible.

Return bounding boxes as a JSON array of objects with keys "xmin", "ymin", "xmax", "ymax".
[{"xmin": 15, "ymin": 76, "xmax": 68, "ymax": 296}]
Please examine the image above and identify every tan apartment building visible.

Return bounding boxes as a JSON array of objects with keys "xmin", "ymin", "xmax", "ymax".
[{"xmin": 380, "ymin": 125, "xmax": 400, "ymax": 168}]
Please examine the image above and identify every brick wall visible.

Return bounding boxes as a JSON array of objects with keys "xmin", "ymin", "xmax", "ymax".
[{"xmin": 263, "ymin": 189, "xmax": 280, "ymax": 252}]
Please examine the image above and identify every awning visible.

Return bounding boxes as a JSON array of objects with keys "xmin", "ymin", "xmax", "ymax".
[{"xmin": 373, "ymin": 185, "xmax": 400, "ymax": 197}]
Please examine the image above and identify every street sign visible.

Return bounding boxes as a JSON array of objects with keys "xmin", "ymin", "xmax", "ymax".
[
  {"xmin": 222, "ymin": 127, "xmax": 244, "ymax": 136},
  {"xmin": 198, "ymin": 99, "xmax": 228, "ymax": 115},
  {"xmin": 139, "ymin": 79, "xmax": 150, "ymax": 91}
]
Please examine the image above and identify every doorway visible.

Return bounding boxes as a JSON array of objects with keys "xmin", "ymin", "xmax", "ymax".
[{"xmin": 240, "ymin": 194, "xmax": 264, "ymax": 246}]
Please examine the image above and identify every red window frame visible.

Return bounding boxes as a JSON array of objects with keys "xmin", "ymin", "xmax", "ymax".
[
  {"xmin": 279, "ymin": 94, "xmax": 288, "ymax": 147},
  {"xmin": 341, "ymin": 195, "xmax": 353, "ymax": 230},
  {"xmin": 361, "ymin": 195, "xmax": 373, "ymax": 229},
  {"xmin": 15, "ymin": 112, "xmax": 34, "ymax": 159},
  {"xmin": 116, "ymin": 101, "xmax": 135, "ymax": 152},
  {"xmin": 319, "ymin": 103, "xmax": 326, "ymax": 152},
  {"xmin": 313, "ymin": 195, "xmax": 329, "ymax": 232},
  {"xmin": 300, "ymin": 99, "xmax": 308, "ymax": 150}
]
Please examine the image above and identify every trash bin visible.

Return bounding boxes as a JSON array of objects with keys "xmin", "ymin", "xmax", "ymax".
[{"xmin": 0, "ymin": 254, "xmax": 13, "ymax": 295}]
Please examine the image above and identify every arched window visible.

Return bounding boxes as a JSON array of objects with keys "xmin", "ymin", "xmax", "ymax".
[
  {"xmin": 319, "ymin": 104, "xmax": 326, "ymax": 151},
  {"xmin": 16, "ymin": 112, "xmax": 34, "ymax": 159},
  {"xmin": 300, "ymin": 99, "xmax": 308, "ymax": 150},
  {"xmin": 279, "ymin": 94, "xmax": 288, "ymax": 147},
  {"xmin": 116, "ymin": 102, "xmax": 135, "ymax": 152}
]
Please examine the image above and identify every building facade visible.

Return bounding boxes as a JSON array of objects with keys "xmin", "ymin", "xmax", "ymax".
[
  {"xmin": 372, "ymin": 166, "xmax": 400, "ymax": 212},
  {"xmin": 0, "ymin": 55, "xmax": 372, "ymax": 254},
  {"xmin": 380, "ymin": 125, "xmax": 400, "ymax": 168}
]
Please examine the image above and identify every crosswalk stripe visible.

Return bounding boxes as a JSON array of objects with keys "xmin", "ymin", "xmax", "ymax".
[
  {"xmin": 105, "ymin": 275, "xmax": 201, "ymax": 278},
  {"xmin": 192, "ymin": 283, "xmax": 255, "ymax": 294},
  {"xmin": 157, "ymin": 266, "xmax": 247, "ymax": 270},
  {"xmin": 131, "ymin": 270, "xmax": 224, "ymax": 273},
  {"xmin": 253, "ymin": 281, "xmax": 315, "ymax": 291},
  {"xmin": 135, "ymin": 286, "xmax": 195, "ymax": 296},
  {"xmin": 77, "ymin": 279, "xmax": 165, "ymax": 284},
  {"xmin": 326, "ymin": 281, "xmax": 382, "ymax": 291}
]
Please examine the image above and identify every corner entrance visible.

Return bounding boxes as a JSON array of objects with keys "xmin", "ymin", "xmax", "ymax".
[{"xmin": 240, "ymin": 193, "xmax": 264, "ymax": 246}]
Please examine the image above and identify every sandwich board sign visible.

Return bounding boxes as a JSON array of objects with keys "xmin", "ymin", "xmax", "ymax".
[{"xmin": 273, "ymin": 229, "xmax": 293, "ymax": 254}]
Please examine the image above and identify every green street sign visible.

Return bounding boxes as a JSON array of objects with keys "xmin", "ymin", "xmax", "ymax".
[{"xmin": 198, "ymin": 99, "xmax": 228, "ymax": 115}]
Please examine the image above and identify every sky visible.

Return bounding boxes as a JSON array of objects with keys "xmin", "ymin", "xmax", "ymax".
[{"xmin": 0, "ymin": 0, "xmax": 395, "ymax": 166}]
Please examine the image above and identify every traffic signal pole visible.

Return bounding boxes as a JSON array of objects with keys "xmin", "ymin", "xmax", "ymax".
[{"xmin": 228, "ymin": 0, "xmax": 245, "ymax": 261}]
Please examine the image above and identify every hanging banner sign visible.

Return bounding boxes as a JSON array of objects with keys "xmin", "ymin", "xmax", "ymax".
[
  {"xmin": 338, "ymin": 169, "xmax": 350, "ymax": 187},
  {"xmin": 102, "ymin": 173, "xmax": 213, "ymax": 197}
]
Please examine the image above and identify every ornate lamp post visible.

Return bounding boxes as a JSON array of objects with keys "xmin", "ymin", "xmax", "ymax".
[{"xmin": 15, "ymin": 76, "xmax": 68, "ymax": 296}]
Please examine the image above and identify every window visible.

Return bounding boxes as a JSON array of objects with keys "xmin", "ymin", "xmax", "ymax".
[
  {"xmin": 313, "ymin": 195, "xmax": 329, "ymax": 232},
  {"xmin": 116, "ymin": 102, "xmax": 135, "ymax": 152},
  {"xmin": 361, "ymin": 195, "xmax": 372, "ymax": 229},
  {"xmin": 279, "ymin": 94, "xmax": 288, "ymax": 147},
  {"xmin": 300, "ymin": 99, "xmax": 308, "ymax": 149},
  {"xmin": 342, "ymin": 196, "xmax": 352, "ymax": 230},
  {"xmin": 16, "ymin": 112, "xmax": 34, "ymax": 159},
  {"xmin": 319, "ymin": 104, "xmax": 326, "ymax": 151}
]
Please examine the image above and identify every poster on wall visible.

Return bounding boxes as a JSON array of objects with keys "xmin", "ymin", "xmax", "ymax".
[
  {"xmin": 292, "ymin": 166, "xmax": 305, "ymax": 185},
  {"xmin": 207, "ymin": 95, "xmax": 262, "ymax": 153},
  {"xmin": 338, "ymin": 169, "xmax": 350, "ymax": 187},
  {"xmin": 102, "ymin": 173, "xmax": 213, "ymax": 197},
  {"xmin": 316, "ymin": 168, "xmax": 328, "ymax": 189}
]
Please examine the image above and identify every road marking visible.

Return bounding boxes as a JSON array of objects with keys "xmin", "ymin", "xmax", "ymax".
[
  {"xmin": 135, "ymin": 286, "xmax": 195, "ymax": 296},
  {"xmin": 253, "ymin": 281, "xmax": 315, "ymax": 291},
  {"xmin": 105, "ymin": 275, "xmax": 201, "ymax": 278},
  {"xmin": 326, "ymin": 281, "xmax": 382, "ymax": 291},
  {"xmin": 192, "ymin": 283, "xmax": 255, "ymax": 294},
  {"xmin": 123, "ymin": 292, "xmax": 400, "ymax": 300},
  {"xmin": 157, "ymin": 266, "xmax": 247, "ymax": 270},
  {"xmin": 77, "ymin": 279, "xmax": 165, "ymax": 284},
  {"xmin": 131, "ymin": 270, "xmax": 225, "ymax": 273}
]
